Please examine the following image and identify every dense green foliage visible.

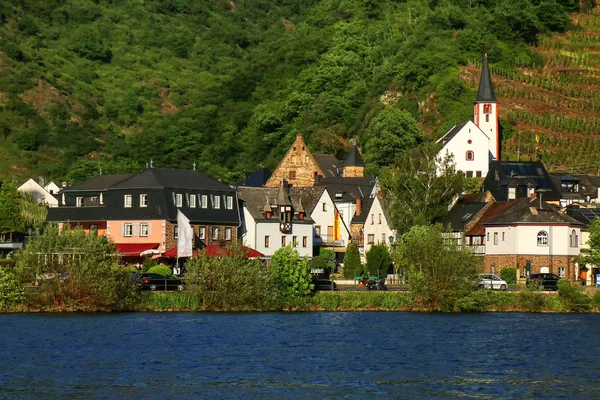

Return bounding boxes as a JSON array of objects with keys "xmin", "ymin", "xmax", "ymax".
[
  {"xmin": 558, "ymin": 279, "xmax": 591, "ymax": 312},
  {"xmin": 0, "ymin": 180, "xmax": 24, "ymax": 240},
  {"xmin": 579, "ymin": 217, "xmax": 600, "ymax": 267},
  {"xmin": 499, "ymin": 267, "xmax": 517, "ymax": 284},
  {"xmin": 365, "ymin": 243, "xmax": 391, "ymax": 277},
  {"xmin": 310, "ymin": 248, "xmax": 336, "ymax": 273},
  {"xmin": 146, "ymin": 265, "xmax": 172, "ymax": 276},
  {"xmin": 343, "ymin": 241, "xmax": 362, "ymax": 278},
  {"xmin": 0, "ymin": 266, "xmax": 26, "ymax": 309},
  {"xmin": 184, "ymin": 243, "xmax": 280, "ymax": 310},
  {"xmin": 14, "ymin": 224, "xmax": 139, "ymax": 309},
  {"xmin": 270, "ymin": 245, "xmax": 313, "ymax": 299},
  {"xmin": 0, "ymin": 0, "xmax": 579, "ymax": 182},
  {"xmin": 401, "ymin": 223, "xmax": 480, "ymax": 311},
  {"xmin": 381, "ymin": 143, "xmax": 464, "ymax": 233}
]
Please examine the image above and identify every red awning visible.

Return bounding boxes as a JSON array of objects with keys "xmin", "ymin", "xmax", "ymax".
[
  {"xmin": 115, "ymin": 243, "xmax": 160, "ymax": 257},
  {"xmin": 203, "ymin": 244, "xmax": 265, "ymax": 258},
  {"xmin": 163, "ymin": 247, "xmax": 199, "ymax": 258}
]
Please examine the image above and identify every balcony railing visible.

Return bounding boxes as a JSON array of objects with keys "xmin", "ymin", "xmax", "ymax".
[{"xmin": 314, "ymin": 234, "xmax": 345, "ymax": 247}]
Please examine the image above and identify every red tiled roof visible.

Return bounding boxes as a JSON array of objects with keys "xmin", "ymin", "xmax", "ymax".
[
  {"xmin": 115, "ymin": 243, "xmax": 159, "ymax": 257},
  {"xmin": 466, "ymin": 202, "xmax": 513, "ymax": 236}
]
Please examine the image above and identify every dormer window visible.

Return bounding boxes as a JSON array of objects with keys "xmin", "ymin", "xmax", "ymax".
[
  {"xmin": 140, "ymin": 194, "xmax": 148, "ymax": 207},
  {"xmin": 124, "ymin": 195, "xmax": 132, "ymax": 208},
  {"xmin": 466, "ymin": 151, "xmax": 474, "ymax": 161},
  {"xmin": 76, "ymin": 197, "xmax": 83, "ymax": 207},
  {"xmin": 176, "ymin": 194, "xmax": 183, "ymax": 208},
  {"xmin": 213, "ymin": 195, "xmax": 220, "ymax": 209},
  {"xmin": 335, "ymin": 193, "xmax": 343, "ymax": 199}
]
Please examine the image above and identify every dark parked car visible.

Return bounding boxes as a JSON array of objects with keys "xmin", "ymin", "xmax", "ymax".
[
  {"xmin": 527, "ymin": 273, "xmax": 560, "ymax": 291},
  {"xmin": 312, "ymin": 277, "xmax": 337, "ymax": 291},
  {"xmin": 139, "ymin": 273, "xmax": 185, "ymax": 291}
]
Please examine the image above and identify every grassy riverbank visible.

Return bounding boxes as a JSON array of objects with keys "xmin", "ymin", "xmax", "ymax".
[{"xmin": 7, "ymin": 289, "xmax": 600, "ymax": 313}]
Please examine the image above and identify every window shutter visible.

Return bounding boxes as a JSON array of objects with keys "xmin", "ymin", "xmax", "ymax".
[{"xmin": 121, "ymin": 223, "xmax": 125, "ymax": 237}]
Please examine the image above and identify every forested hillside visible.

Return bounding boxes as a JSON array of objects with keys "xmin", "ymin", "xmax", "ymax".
[{"xmin": 0, "ymin": 0, "xmax": 592, "ymax": 183}]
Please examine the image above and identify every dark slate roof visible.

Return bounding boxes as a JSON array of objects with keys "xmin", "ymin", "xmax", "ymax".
[
  {"xmin": 313, "ymin": 154, "xmax": 343, "ymax": 178},
  {"xmin": 483, "ymin": 161, "xmax": 561, "ymax": 202},
  {"xmin": 344, "ymin": 145, "xmax": 364, "ymax": 167},
  {"xmin": 350, "ymin": 197, "xmax": 375, "ymax": 224},
  {"xmin": 65, "ymin": 174, "xmax": 134, "ymax": 191},
  {"xmin": 237, "ymin": 186, "xmax": 324, "ymax": 222},
  {"xmin": 437, "ymin": 121, "xmax": 468, "ymax": 146},
  {"xmin": 443, "ymin": 202, "xmax": 487, "ymax": 232},
  {"xmin": 316, "ymin": 176, "xmax": 377, "ymax": 203},
  {"xmin": 237, "ymin": 168, "xmax": 272, "ymax": 187},
  {"xmin": 551, "ymin": 173, "xmax": 599, "ymax": 201},
  {"xmin": 476, "ymin": 53, "xmax": 497, "ymax": 102},
  {"xmin": 109, "ymin": 168, "xmax": 232, "ymax": 191},
  {"xmin": 484, "ymin": 197, "xmax": 582, "ymax": 226},
  {"xmin": 566, "ymin": 205, "xmax": 600, "ymax": 227}
]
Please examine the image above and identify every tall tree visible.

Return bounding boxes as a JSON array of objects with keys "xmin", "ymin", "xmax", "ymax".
[
  {"xmin": 365, "ymin": 243, "xmax": 392, "ymax": 277},
  {"xmin": 0, "ymin": 180, "xmax": 24, "ymax": 242},
  {"xmin": 270, "ymin": 245, "xmax": 314, "ymax": 299},
  {"xmin": 343, "ymin": 241, "xmax": 362, "ymax": 278},
  {"xmin": 380, "ymin": 142, "xmax": 464, "ymax": 234},
  {"xmin": 579, "ymin": 217, "xmax": 600, "ymax": 268}
]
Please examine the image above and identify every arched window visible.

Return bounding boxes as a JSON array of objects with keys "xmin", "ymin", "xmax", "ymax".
[
  {"xmin": 537, "ymin": 231, "xmax": 548, "ymax": 246},
  {"xmin": 483, "ymin": 104, "xmax": 491, "ymax": 114},
  {"xmin": 570, "ymin": 229, "xmax": 578, "ymax": 247},
  {"xmin": 466, "ymin": 151, "xmax": 474, "ymax": 161}
]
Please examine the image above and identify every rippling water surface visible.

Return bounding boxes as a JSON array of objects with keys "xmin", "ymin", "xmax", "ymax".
[{"xmin": 1, "ymin": 312, "xmax": 600, "ymax": 399}]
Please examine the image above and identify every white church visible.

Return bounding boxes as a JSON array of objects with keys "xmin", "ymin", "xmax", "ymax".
[{"xmin": 437, "ymin": 54, "xmax": 498, "ymax": 178}]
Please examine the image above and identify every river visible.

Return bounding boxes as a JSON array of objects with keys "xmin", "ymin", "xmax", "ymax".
[{"xmin": 1, "ymin": 312, "xmax": 599, "ymax": 399}]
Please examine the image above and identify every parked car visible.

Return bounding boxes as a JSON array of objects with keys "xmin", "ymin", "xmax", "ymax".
[
  {"xmin": 139, "ymin": 273, "xmax": 185, "ymax": 291},
  {"xmin": 312, "ymin": 277, "xmax": 337, "ymax": 291},
  {"xmin": 526, "ymin": 273, "xmax": 560, "ymax": 291},
  {"xmin": 477, "ymin": 274, "xmax": 508, "ymax": 291},
  {"xmin": 366, "ymin": 277, "xmax": 388, "ymax": 291}
]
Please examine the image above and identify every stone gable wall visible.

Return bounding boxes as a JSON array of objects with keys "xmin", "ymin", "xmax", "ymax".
[
  {"xmin": 343, "ymin": 166, "xmax": 364, "ymax": 178},
  {"xmin": 265, "ymin": 135, "xmax": 322, "ymax": 187}
]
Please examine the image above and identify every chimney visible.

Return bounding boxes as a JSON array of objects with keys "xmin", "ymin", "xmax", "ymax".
[{"xmin": 355, "ymin": 197, "xmax": 362, "ymax": 216}]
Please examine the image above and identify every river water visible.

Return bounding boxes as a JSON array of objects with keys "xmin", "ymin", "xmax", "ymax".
[{"xmin": 1, "ymin": 312, "xmax": 599, "ymax": 399}]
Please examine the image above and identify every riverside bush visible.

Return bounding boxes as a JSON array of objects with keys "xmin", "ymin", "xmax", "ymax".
[
  {"xmin": 184, "ymin": 242, "xmax": 281, "ymax": 311},
  {"xmin": 0, "ymin": 267, "xmax": 26, "ymax": 310},
  {"xmin": 558, "ymin": 279, "xmax": 591, "ymax": 312},
  {"xmin": 15, "ymin": 225, "xmax": 139, "ymax": 310},
  {"xmin": 518, "ymin": 284, "xmax": 546, "ymax": 312}
]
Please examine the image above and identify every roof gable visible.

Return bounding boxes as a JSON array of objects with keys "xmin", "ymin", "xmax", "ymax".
[
  {"xmin": 344, "ymin": 145, "xmax": 364, "ymax": 167},
  {"xmin": 436, "ymin": 120, "xmax": 489, "ymax": 147}
]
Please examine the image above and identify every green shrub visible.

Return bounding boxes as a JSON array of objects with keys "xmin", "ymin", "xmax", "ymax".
[
  {"xmin": 147, "ymin": 265, "xmax": 172, "ymax": 276},
  {"xmin": 499, "ymin": 267, "xmax": 517, "ymax": 284},
  {"xmin": 558, "ymin": 279, "xmax": 591, "ymax": 312},
  {"xmin": 271, "ymin": 246, "xmax": 313, "ymax": 299},
  {"xmin": 0, "ymin": 267, "xmax": 26, "ymax": 309},
  {"xmin": 518, "ymin": 284, "xmax": 546, "ymax": 312},
  {"xmin": 456, "ymin": 290, "xmax": 495, "ymax": 312}
]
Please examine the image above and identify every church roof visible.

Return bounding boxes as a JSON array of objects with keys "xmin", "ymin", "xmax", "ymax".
[
  {"xmin": 436, "ymin": 121, "xmax": 468, "ymax": 146},
  {"xmin": 344, "ymin": 145, "xmax": 364, "ymax": 167},
  {"xmin": 476, "ymin": 53, "xmax": 497, "ymax": 103}
]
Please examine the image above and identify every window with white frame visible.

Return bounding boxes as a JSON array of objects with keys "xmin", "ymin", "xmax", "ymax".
[
  {"xmin": 265, "ymin": 236, "xmax": 270, "ymax": 248},
  {"xmin": 226, "ymin": 196, "xmax": 233, "ymax": 210},
  {"xmin": 212, "ymin": 227, "xmax": 219, "ymax": 240},
  {"xmin": 367, "ymin": 234, "xmax": 374, "ymax": 244},
  {"xmin": 315, "ymin": 225, "xmax": 321, "ymax": 237},
  {"xmin": 322, "ymin": 202, "xmax": 326, "ymax": 212},
  {"xmin": 124, "ymin": 195, "xmax": 132, "ymax": 208},
  {"xmin": 381, "ymin": 233, "xmax": 386, "ymax": 243},
  {"xmin": 558, "ymin": 267, "xmax": 566, "ymax": 278},
  {"xmin": 225, "ymin": 227, "xmax": 232, "ymax": 241},
  {"xmin": 494, "ymin": 232, "xmax": 498, "ymax": 245},
  {"xmin": 140, "ymin": 194, "xmax": 148, "ymax": 207},
  {"xmin": 537, "ymin": 231, "xmax": 548, "ymax": 246},
  {"xmin": 176, "ymin": 194, "xmax": 183, "ymax": 207},
  {"xmin": 281, "ymin": 236, "xmax": 286, "ymax": 247},
  {"xmin": 213, "ymin": 195, "xmax": 220, "ymax": 209},
  {"xmin": 303, "ymin": 236, "xmax": 307, "ymax": 247},
  {"xmin": 124, "ymin": 223, "xmax": 133, "ymax": 237},
  {"xmin": 502, "ymin": 232, "xmax": 505, "ymax": 241},
  {"xmin": 76, "ymin": 197, "xmax": 83, "ymax": 207},
  {"xmin": 201, "ymin": 195, "xmax": 208, "ymax": 208},
  {"xmin": 199, "ymin": 226, "xmax": 206, "ymax": 240},
  {"xmin": 570, "ymin": 229, "xmax": 578, "ymax": 247},
  {"xmin": 140, "ymin": 223, "xmax": 149, "ymax": 237},
  {"xmin": 190, "ymin": 194, "xmax": 197, "ymax": 208},
  {"xmin": 292, "ymin": 236, "xmax": 298, "ymax": 247}
]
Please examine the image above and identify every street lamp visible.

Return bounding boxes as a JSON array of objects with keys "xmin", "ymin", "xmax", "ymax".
[{"xmin": 389, "ymin": 235, "xmax": 399, "ymax": 284}]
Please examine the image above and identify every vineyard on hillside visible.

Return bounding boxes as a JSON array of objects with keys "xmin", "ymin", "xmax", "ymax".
[{"xmin": 461, "ymin": 6, "xmax": 600, "ymax": 174}]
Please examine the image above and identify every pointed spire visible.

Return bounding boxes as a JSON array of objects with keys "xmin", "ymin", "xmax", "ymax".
[
  {"xmin": 344, "ymin": 145, "xmax": 364, "ymax": 167},
  {"xmin": 476, "ymin": 53, "xmax": 497, "ymax": 103},
  {"xmin": 277, "ymin": 180, "xmax": 292, "ymax": 206}
]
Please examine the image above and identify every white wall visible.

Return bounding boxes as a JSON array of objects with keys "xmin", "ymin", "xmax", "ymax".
[
  {"xmin": 438, "ymin": 121, "xmax": 490, "ymax": 178},
  {"xmin": 363, "ymin": 196, "xmax": 396, "ymax": 254},
  {"xmin": 312, "ymin": 190, "xmax": 350, "ymax": 246},
  {"xmin": 18, "ymin": 178, "xmax": 58, "ymax": 207},
  {"xmin": 485, "ymin": 225, "xmax": 581, "ymax": 257},
  {"xmin": 254, "ymin": 222, "xmax": 313, "ymax": 258}
]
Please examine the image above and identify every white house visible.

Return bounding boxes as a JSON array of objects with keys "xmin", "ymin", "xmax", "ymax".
[
  {"xmin": 44, "ymin": 181, "xmax": 60, "ymax": 196},
  {"xmin": 18, "ymin": 178, "xmax": 58, "ymax": 207},
  {"xmin": 483, "ymin": 196, "xmax": 582, "ymax": 280},
  {"xmin": 362, "ymin": 195, "xmax": 396, "ymax": 255},
  {"xmin": 437, "ymin": 54, "xmax": 498, "ymax": 178},
  {"xmin": 237, "ymin": 183, "xmax": 321, "ymax": 258},
  {"xmin": 310, "ymin": 188, "xmax": 350, "ymax": 252}
]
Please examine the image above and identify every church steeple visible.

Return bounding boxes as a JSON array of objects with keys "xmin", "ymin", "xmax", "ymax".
[
  {"xmin": 476, "ymin": 53, "xmax": 497, "ymax": 103},
  {"xmin": 474, "ymin": 53, "xmax": 499, "ymax": 161}
]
